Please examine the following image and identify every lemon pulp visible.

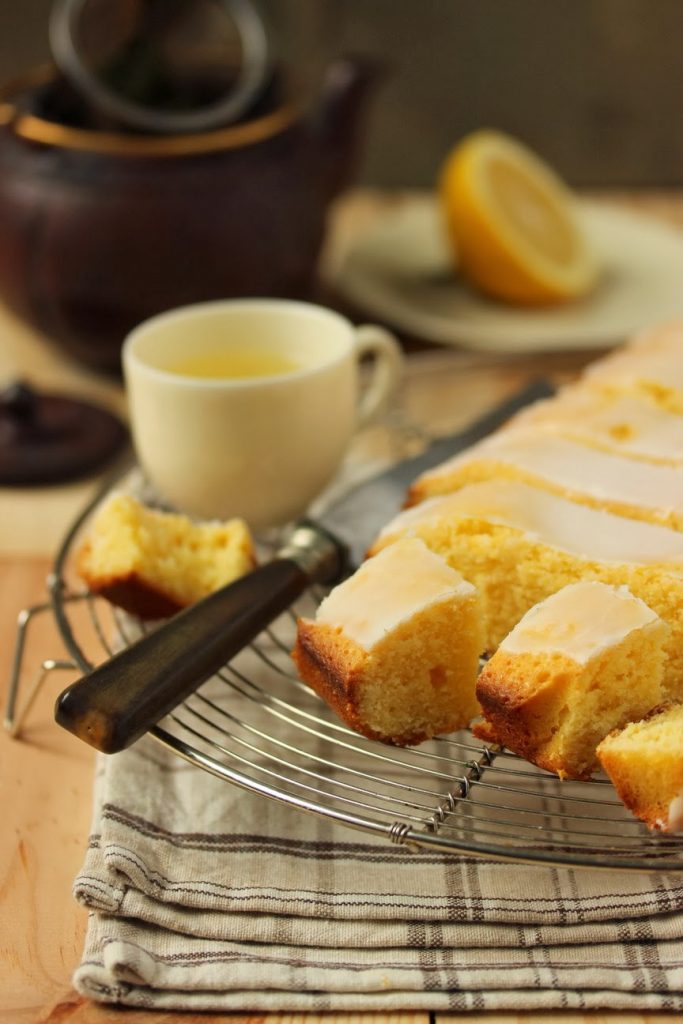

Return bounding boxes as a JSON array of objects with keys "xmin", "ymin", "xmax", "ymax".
[{"xmin": 440, "ymin": 130, "xmax": 599, "ymax": 306}]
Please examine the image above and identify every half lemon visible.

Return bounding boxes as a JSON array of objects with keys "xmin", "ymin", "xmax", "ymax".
[{"xmin": 440, "ymin": 129, "xmax": 599, "ymax": 305}]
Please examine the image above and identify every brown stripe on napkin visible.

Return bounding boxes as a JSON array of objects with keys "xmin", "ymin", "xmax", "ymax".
[{"xmin": 72, "ymin": 737, "xmax": 683, "ymax": 1011}]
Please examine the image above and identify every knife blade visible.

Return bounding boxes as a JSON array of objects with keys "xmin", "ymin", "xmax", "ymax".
[
  {"xmin": 55, "ymin": 378, "xmax": 552, "ymax": 754},
  {"xmin": 320, "ymin": 378, "xmax": 556, "ymax": 567}
]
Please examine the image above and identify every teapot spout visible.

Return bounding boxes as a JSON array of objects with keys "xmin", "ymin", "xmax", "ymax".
[{"xmin": 314, "ymin": 55, "xmax": 384, "ymax": 201}]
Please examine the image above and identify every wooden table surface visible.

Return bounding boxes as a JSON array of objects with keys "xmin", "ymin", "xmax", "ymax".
[{"xmin": 2, "ymin": 189, "xmax": 683, "ymax": 1023}]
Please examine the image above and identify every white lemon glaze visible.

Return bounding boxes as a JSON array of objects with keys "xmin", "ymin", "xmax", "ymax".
[
  {"xmin": 416, "ymin": 430, "xmax": 683, "ymax": 516},
  {"xmin": 378, "ymin": 480, "xmax": 683, "ymax": 570},
  {"xmin": 511, "ymin": 390, "xmax": 683, "ymax": 464},
  {"xmin": 315, "ymin": 537, "xmax": 475, "ymax": 651},
  {"xmin": 499, "ymin": 581, "xmax": 659, "ymax": 663},
  {"xmin": 584, "ymin": 321, "xmax": 683, "ymax": 394}
]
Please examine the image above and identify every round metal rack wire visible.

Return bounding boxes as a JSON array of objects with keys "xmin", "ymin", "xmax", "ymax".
[{"xmin": 7, "ymin": 471, "xmax": 683, "ymax": 874}]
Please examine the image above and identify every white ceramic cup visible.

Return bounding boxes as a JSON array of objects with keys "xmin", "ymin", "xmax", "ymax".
[{"xmin": 123, "ymin": 299, "xmax": 403, "ymax": 529}]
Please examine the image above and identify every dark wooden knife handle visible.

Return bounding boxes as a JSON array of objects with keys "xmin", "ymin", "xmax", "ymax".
[{"xmin": 55, "ymin": 558, "xmax": 310, "ymax": 754}]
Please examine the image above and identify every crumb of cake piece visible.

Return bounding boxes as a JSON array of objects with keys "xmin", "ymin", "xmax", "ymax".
[
  {"xmin": 292, "ymin": 538, "xmax": 485, "ymax": 746},
  {"xmin": 369, "ymin": 481, "xmax": 683, "ymax": 702},
  {"xmin": 475, "ymin": 582, "xmax": 668, "ymax": 780},
  {"xmin": 597, "ymin": 702, "xmax": 683, "ymax": 832},
  {"xmin": 76, "ymin": 493, "xmax": 255, "ymax": 618}
]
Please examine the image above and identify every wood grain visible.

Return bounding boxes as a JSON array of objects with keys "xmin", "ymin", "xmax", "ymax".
[{"xmin": 0, "ymin": 557, "xmax": 92, "ymax": 1022}]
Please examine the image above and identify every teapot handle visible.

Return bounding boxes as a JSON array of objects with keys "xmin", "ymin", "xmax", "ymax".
[{"xmin": 49, "ymin": 0, "xmax": 270, "ymax": 134}]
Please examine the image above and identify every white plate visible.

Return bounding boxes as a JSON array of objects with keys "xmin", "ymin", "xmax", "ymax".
[{"xmin": 330, "ymin": 197, "xmax": 683, "ymax": 354}]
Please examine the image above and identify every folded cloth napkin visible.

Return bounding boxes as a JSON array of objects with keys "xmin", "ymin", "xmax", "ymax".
[{"xmin": 73, "ymin": 732, "xmax": 683, "ymax": 1013}]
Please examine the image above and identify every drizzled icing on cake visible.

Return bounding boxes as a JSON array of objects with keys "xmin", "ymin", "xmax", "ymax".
[
  {"xmin": 499, "ymin": 581, "xmax": 660, "ymax": 664},
  {"xmin": 584, "ymin": 323, "xmax": 683, "ymax": 396},
  {"xmin": 510, "ymin": 390, "xmax": 683, "ymax": 464},
  {"xmin": 417, "ymin": 431, "xmax": 683, "ymax": 514},
  {"xmin": 315, "ymin": 537, "xmax": 474, "ymax": 651},
  {"xmin": 378, "ymin": 480, "xmax": 683, "ymax": 569}
]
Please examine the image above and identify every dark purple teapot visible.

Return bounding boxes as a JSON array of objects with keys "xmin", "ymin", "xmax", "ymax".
[{"xmin": 0, "ymin": 56, "xmax": 380, "ymax": 375}]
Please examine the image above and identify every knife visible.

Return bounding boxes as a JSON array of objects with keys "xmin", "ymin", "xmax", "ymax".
[{"xmin": 55, "ymin": 378, "xmax": 552, "ymax": 754}]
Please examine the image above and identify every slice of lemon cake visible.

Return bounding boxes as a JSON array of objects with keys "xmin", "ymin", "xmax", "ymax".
[
  {"xmin": 292, "ymin": 537, "xmax": 485, "ymax": 746},
  {"xmin": 474, "ymin": 582, "xmax": 668, "ymax": 780},
  {"xmin": 77, "ymin": 493, "xmax": 256, "ymax": 619},
  {"xmin": 582, "ymin": 320, "xmax": 683, "ymax": 413},
  {"xmin": 596, "ymin": 703, "xmax": 683, "ymax": 832},
  {"xmin": 368, "ymin": 480, "xmax": 683, "ymax": 700},
  {"xmin": 507, "ymin": 387, "xmax": 683, "ymax": 466},
  {"xmin": 406, "ymin": 430, "xmax": 683, "ymax": 530}
]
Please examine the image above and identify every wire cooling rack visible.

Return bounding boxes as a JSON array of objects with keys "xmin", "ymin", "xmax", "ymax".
[{"xmin": 6, "ymin": 472, "xmax": 683, "ymax": 874}]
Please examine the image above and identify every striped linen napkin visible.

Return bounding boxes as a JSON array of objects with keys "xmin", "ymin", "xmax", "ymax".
[{"xmin": 73, "ymin": 734, "xmax": 683, "ymax": 1013}]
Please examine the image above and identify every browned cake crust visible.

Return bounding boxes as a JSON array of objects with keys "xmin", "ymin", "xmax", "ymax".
[
  {"xmin": 475, "ymin": 651, "xmax": 594, "ymax": 780},
  {"xmin": 470, "ymin": 718, "xmax": 503, "ymax": 746},
  {"xmin": 76, "ymin": 543, "xmax": 185, "ymax": 619},
  {"xmin": 292, "ymin": 621, "xmax": 435, "ymax": 746},
  {"xmin": 75, "ymin": 495, "xmax": 256, "ymax": 620}
]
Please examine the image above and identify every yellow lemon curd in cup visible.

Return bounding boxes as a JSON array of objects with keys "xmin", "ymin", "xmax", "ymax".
[{"xmin": 439, "ymin": 129, "xmax": 599, "ymax": 306}]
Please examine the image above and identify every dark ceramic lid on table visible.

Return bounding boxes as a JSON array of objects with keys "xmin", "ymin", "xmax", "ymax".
[{"xmin": 0, "ymin": 381, "xmax": 128, "ymax": 485}]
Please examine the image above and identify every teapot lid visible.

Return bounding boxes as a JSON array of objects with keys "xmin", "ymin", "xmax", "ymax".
[
  {"xmin": 0, "ymin": 381, "xmax": 128, "ymax": 485},
  {"xmin": 49, "ymin": 0, "xmax": 270, "ymax": 134}
]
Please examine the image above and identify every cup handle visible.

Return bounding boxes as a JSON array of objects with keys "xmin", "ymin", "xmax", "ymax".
[{"xmin": 353, "ymin": 324, "xmax": 404, "ymax": 427}]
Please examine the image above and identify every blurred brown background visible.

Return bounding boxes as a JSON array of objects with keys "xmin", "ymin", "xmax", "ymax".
[{"xmin": 1, "ymin": 0, "xmax": 682, "ymax": 188}]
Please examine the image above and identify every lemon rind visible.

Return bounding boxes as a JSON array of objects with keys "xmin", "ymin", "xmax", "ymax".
[{"xmin": 441, "ymin": 129, "xmax": 599, "ymax": 304}]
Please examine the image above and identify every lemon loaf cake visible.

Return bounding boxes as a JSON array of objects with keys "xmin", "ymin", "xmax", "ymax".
[
  {"xmin": 507, "ymin": 387, "xmax": 683, "ymax": 466},
  {"xmin": 406, "ymin": 430, "xmax": 683, "ymax": 530},
  {"xmin": 77, "ymin": 493, "xmax": 255, "ymax": 619},
  {"xmin": 596, "ymin": 703, "xmax": 683, "ymax": 832},
  {"xmin": 368, "ymin": 480, "xmax": 683, "ymax": 700},
  {"xmin": 292, "ymin": 538, "xmax": 485, "ymax": 746},
  {"xmin": 582, "ymin": 321, "xmax": 683, "ymax": 413},
  {"xmin": 474, "ymin": 582, "xmax": 668, "ymax": 780}
]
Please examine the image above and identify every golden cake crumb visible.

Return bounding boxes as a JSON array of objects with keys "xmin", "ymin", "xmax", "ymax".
[
  {"xmin": 474, "ymin": 582, "xmax": 668, "ymax": 780},
  {"xmin": 292, "ymin": 538, "xmax": 485, "ymax": 746},
  {"xmin": 77, "ymin": 493, "xmax": 256, "ymax": 618},
  {"xmin": 597, "ymin": 702, "xmax": 683, "ymax": 831}
]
